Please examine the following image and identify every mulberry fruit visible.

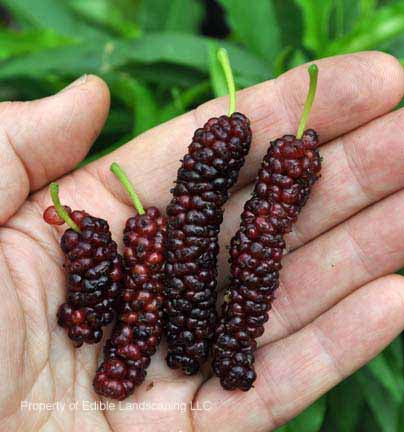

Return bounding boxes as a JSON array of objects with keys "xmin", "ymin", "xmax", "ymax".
[
  {"xmin": 93, "ymin": 163, "xmax": 167, "ymax": 400},
  {"xmin": 164, "ymin": 49, "xmax": 252, "ymax": 375},
  {"xmin": 44, "ymin": 183, "xmax": 124, "ymax": 347},
  {"xmin": 212, "ymin": 65, "xmax": 321, "ymax": 390}
]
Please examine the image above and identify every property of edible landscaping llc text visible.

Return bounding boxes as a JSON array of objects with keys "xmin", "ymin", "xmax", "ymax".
[{"xmin": 20, "ymin": 400, "xmax": 213, "ymax": 414}]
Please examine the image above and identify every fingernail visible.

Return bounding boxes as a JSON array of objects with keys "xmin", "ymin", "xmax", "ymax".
[{"xmin": 59, "ymin": 74, "xmax": 88, "ymax": 93}]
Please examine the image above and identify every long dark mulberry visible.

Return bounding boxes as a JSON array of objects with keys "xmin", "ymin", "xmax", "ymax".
[
  {"xmin": 164, "ymin": 49, "xmax": 252, "ymax": 375},
  {"xmin": 212, "ymin": 64, "xmax": 321, "ymax": 391},
  {"xmin": 165, "ymin": 118, "xmax": 251, "ymax": 375},
  {"xmin": 43, "ymin": 184, "xmax": 124, "ymax": 347},
  {"xmin": 93, "ymin": 164, "xmax": 167, "ymax": 400}
]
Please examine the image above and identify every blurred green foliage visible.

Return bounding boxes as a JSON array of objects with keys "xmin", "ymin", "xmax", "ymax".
[{"xmin": 0, "ymin": 0, "xmax": 403, "ymax": 430}]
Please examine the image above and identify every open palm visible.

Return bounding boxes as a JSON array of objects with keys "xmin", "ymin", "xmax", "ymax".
[{"xmin": 1, "ymin": 52, "xmax": 404, "ymax": 432}]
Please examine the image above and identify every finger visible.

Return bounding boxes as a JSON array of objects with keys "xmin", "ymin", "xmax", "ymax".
[
  {"xmin": 85, "ymin": 51, "xmax": 404, "ymax": 210},
  {"xmin": 194, "ymin": 275, "xmax": 404, "ymax": 432},
  {"xmin": 254, "ymin": 188, "xmax": 404, "ymax": 345},
  {"xmin": 0, "ymin": 75, "xmax": 110, "ymax": 223}
]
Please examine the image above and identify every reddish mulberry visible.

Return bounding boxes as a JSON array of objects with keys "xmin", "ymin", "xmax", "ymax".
[
  {"xmin": 212, "ymin": 65, "xmax": 321, "ymax": 390},
  {"xmin": 93, "ymin": 164, "xmax": 167, "ymax": 400},
  {"xmin": 44, "ymin": 184, "xmax": 124, "ymax": 347}
]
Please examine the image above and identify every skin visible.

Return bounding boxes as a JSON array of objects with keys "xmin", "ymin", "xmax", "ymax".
[{"xmin": 0, "ymin": 51, "xmax": 403, "ymax": 432}]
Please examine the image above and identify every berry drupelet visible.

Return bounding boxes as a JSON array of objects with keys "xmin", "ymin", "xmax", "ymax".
[
  {"xmin": 93, "ymin": 163, "xmax": 167, "ymax": 400},
  {"xmin": 212, "ymin": 65, "xmax": 322, "ymax": 391},
  {"xmin": 43, "ymin": 183, "xmax": 124, "ymax": 347},
  {"xmin": 164, "ymin": 49, "xmax": 252, "ymax": 375}
]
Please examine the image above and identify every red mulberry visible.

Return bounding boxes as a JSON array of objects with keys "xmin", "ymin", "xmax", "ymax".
[
  {"xmin": 93, "ymin": 163, "xmax": 167, "ymax": 400},
  {"xmin": 165, "ymin": 49, "xmax": 252, "ymax": 374},
  {"xmin": 44, "ymin": 183, "xmax": 124, "ymax": 347},
  {"xmin": 212, "ymin": 64, "xmax": 321, "ymax": 390}
]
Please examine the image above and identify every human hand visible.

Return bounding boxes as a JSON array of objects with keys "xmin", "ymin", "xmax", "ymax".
[{"xmin": 1, "ymin": 52, "xmax": 403, "ymax": 432}]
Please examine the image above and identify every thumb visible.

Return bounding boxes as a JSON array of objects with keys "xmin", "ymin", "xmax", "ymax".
[{"xmin": 0, "ymin": 74, "xmax": 110, "ymax": 223}]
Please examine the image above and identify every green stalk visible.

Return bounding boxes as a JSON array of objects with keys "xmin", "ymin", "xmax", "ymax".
[
  {"xmin": 296, "ymin": 64, "xmax": 319, "ymax": 139},
  {"xmin": 217, "ymin": 47, "xmax": 236, "ymax": 116},
  {"xmin": 50, "ymin": 183, "xmax": 80, "ymax": 233},
  {"xmin": 110, "ymin": 162, "xmax": 145, "ymax": 215}
]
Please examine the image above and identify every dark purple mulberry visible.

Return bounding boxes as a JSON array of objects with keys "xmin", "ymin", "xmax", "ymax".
[
  {"xmin": 212, "ymin": 130, "xmax": 322, "ymax": 391},
  {"xmin": 94, "ymin": 207, "xmax": 167, "ymax": 400},
  {"xmin": 54, "ymin": 210, "xmax": 124, "ymax": 347},
  {"xmin": 164, "ymin": 112, "xmax": 252, "ymax": 374}
]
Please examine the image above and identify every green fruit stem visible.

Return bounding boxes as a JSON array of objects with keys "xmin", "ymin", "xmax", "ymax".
[
  {"xmin": 110, "ymin": 162, "xmax": 145, "ymax": 215},
  {"xmin": 217, "ymin": 48, "xmax": 236, "ymax": 116},
  {"xmin": 50, "ymin": 182, "xmax": 81, "ymax": 233},
  {"xmin": 296, "ymin": 64, "xmax": 319, "ymax": 139}
]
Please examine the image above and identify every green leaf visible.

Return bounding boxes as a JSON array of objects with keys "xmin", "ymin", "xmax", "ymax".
[
  {"xmin": 388, "ymin": 34, "xmax": 404, "ymax": 60},
  {"xmin": 360, "ymin": 0, "xmax": 377, "ymax": 16},
  {"xmin": 106, "ymin": 73, "xmax": 159, "ymax": 136},
  {"xmin": 286, "ymin": 397, "xmax": 326, "ymax": 432},
  {"xmin": 333, "ymin": 0, "xmax": 344, "ymax": 38},
  {"xmin": 218, "ymin": 0, "xmax": 281, "ymax": 63},
  {"xmin": 129, "ymin": 64, "xmax": 205, "ymax": 87},
  {"xmin": 273, "ymin": 0, "xmax": 303, "ymax": 49},
  {"xmin": 325, "ymin": 2, "xmax": 404, "ymax": 55},
  {"xmin": 0, "ymin": 29, "xmax": 71, "ymax": 61},
  {"xmin": 294, "ymin": 0, "xmax": 333, "ymax": 55},
  {"xmin": 326, "ymin": 375, "xmax": 364, "ymax": 431},
  {"xmin": 208, "ymin": 42, "xmax": 228, "ymax": 98},
  {"xmin": 137, "ymin": 0, "xmax": 204, "ymax": 34},
  {"xmin": 333, "ymin": 0, "xmax": 361, "ymax": 36},
  {"xmin": 0, "ymin": 76, "xmax": 61, "ymax": 101},
  {"xmin": 159, "ymin": 81, "xmax": 211, "ymax": 123},
  {"xmin": 126, "ymin": 33, "xmax": 270, "ymax": 84},
  {"xmin": 0, "ymin": 40, "xmax": 123, "ymax": 79},
  {"xmin": 288, "ymin": 49, "xmax": 308, "ymax": 69},
  {"xmin": 0, "ymin": 33, "xmax": 269, "ymax": 86},
  {"xmin": 384, "ymin": 336, "xmax": 404, "ymax": 373},
  {"xmin": 367, "ymin": 352, "xmax": 404, "ymax": 404},
  {"xmin": 102, "ymin": 108, "xmax": 133, "ymax": 135},
  {"xmin": 175, "ymin": 81, "xmax": 211, "ymax": 108},
  {"xmin": 359, "ymin": 406, "xmax": 383, "ymax": 432},
  {"xmin": 130, "ymin": 82, "xmax": 158, "ymax": 137},
  {"xmin": 274, "ymin": 46, "xmax": 294, "ymax": 77},
  {"xmin": 357, "ymin": 367, "xmax": 400, "ymax": 432},
  {"xmin": 137, "ymin": 0, "xmax": 168, "ymax": 32},
  {"xmin": 399, "ymin": 399, "xmax": 404, "ymax": 430},
  {"xmin": 78, "ymin": 134, "xmax": 130, "ymax": 167},
  {"xmin": 0, "ymin": 0, "xmax": 99, "ymax": 38},
  {"xmin": 69, "ymin": 0, "xmax": 141, "ymax": 37},
  {"xmin": 164, "ymin": 0, "xmax": 204, "ymax": 33}
]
